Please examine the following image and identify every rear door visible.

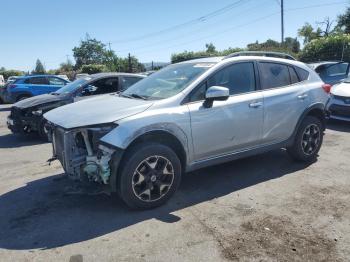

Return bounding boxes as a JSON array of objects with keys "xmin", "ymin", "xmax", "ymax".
[
  {"xmin": 259, "ymin": 62, "xmax": 309, "ymax": 144},
  {"xmin": 25, "ymin": 76, "xmax": 50, "ymax": 95}
]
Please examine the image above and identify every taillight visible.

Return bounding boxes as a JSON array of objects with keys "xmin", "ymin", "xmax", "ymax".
[
  {"xmin": 8, "ymin": 84, "xmax": 17, "ymax": 89},
  {"xmin": 322, "ymin": 84, "xmax": 332, "ymax": 94}
]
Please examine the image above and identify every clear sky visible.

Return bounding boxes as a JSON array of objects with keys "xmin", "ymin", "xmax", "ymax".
[{"xmin": 0, "ymin": 0, "xmax": 348, "ymax": 71}]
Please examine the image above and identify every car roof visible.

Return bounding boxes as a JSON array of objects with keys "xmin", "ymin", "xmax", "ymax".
[{"xmin": 89, "ymin": 72, "xmax": 147, "ymax": 79}]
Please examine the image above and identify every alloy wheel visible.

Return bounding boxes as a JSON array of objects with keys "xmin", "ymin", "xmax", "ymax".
[
  {"xmin": 132, "ymin": 155, "xmax": 174, "ymax": 202},
  {"xmin": 301, "ymin": 124, "xmax": 321, "ymax": 156}
]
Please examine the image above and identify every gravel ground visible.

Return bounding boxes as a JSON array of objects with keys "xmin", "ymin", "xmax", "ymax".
[{"xmin": 0, "ymin": 104, "xmax": 349, "ymax": 262}]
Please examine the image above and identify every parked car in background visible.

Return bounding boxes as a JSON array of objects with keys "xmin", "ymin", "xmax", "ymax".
[
  {"xmin": 7, "ymin": 73, "xmax": 145, "ymax": 139},
  {"xmin": 6, "ymin": 76, "xmax": 20, "ymax": 84},
  {"xmin": 44, "ymin": 52, "xmax": 328, "ymax": 209},
  {"xmin": 6, "ymin": 75, "xmax": 69, "ymax": 103},
  {"xmin": 308, "ymin": 61, "xmax": 350, "ymax": 85},
  {"xmin": 56, "ymin": 74, "xmax": 69, "ymax": 81},
  {"xmin": 0, "ymin": 85, "xmax": 7, "ymax": 103},
  {"xmin": 327, "ymin": 77, "xmax": 350, "ymax": 121},
  {"xmin": 0, "ymin": 75, "xmax": 4, "ymax": 86}
]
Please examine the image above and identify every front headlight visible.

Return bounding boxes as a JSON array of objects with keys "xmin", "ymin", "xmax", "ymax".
[{"xmin": 32, "ymin": 109, "xmax": 43, "ymax": 116}]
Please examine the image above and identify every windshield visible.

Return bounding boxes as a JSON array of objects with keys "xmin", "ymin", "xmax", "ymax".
[
  {"xmin": 121, "ymin": 62, "xmax": 214, "ymax": 100},
  {"xmin": 54, "ymin": 77, "xmax": 91, "ymax": 94}
]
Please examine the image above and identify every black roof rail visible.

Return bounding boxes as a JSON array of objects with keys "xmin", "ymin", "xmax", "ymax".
[{"xmin": 224, "ymin": 51, "xmax": 296, "ymax": 61}]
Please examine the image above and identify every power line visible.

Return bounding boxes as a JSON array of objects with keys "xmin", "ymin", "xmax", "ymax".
[
  {"xmin": 120, "ymin": 1, "xmax": 348, "ymax": 56},
  {"xmin": 109, "ymin": 0, "xmax": 250, "ymax": 44},
  {"xmin": 112, "ymin": 0, "xmax": 272, "ymax": 53}
]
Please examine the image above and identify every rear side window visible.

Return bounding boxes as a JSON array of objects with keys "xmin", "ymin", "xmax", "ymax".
[
  {"xmin": 208, "ymin": 62, "xmax": 256, "ymax": 95},
  {"xmin": 25, "ymin": 77, "xmax": 49, "ymax": 85},
  {"xmin": 259, "ymin": 62, "xmax": 290, "ymax": 89},
  {"xmin": 326, "ymin": 62, "xmax": 348, "ymax": 76},
  {"xmin": 295, "ymin": 67, "xmax": 309, "ymax": 81}
]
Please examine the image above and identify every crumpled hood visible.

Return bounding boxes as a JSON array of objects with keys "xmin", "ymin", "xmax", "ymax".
[
  {"xmin": 14, "ymin": 94, "xmax": 64, "ymax": 109},
  {"xmin": 331, "ymin": 82, "xmax": 350, "ymax": 97},
  {"xmin": 44, "ymin": 94, "xmax": 153, "ymax": 129}
]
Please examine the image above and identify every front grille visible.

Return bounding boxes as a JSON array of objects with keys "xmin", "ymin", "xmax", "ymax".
[{"xmin": 329, "ymin": 104, "xmax": 350, "ymax": 117}]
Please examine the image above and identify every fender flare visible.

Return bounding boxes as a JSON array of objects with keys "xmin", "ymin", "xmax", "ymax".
[{"xmin": 288, "ymin": 102, "xmax": 326, "ymax": 145}]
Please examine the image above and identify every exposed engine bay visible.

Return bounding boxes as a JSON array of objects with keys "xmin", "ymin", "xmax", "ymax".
[{"xmin": 48, "ymin": 124, "xmax": 116, "ymax": 184}]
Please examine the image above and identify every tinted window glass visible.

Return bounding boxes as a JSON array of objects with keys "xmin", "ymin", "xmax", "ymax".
[
  {"xmin": 189, "ymin": 82, "xmax": 207, "ymax": 102},
  {"xmin": 326, "ymin": 63, "xmax": 348, "ymax": 76},
  {"xmin": 289, "ymin": 66, "xmax": 299, "ymax": 84},
  {"xmin": 208, "ymin": 62, "xmax": 255, "ymax": 95},
  {"xmin": 122, "ymin": 77, "xmax": 142, "ymax": 90},
  {"xmin": 295, "ymin": 67, "xmax": 309, "ymax": 81},
  {"xmin": 26, "ymin": 77, "xmax": 49, "ymax": 85},
  {"xmin": 83, "ymin": 77, "xmax": 119, "ymax": 96},
  {"xmin": 260, "ymin": 63, "xmax": 290, "ymax": 89},
  {"xmin": 48, "ymin": 77, "xmax": 66, "ymax": 86}
]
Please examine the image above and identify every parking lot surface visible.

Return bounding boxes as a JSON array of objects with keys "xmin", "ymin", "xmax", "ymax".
[{"xmin": 0, "ymin": 104, "xmax": 349, "ymax": 261}]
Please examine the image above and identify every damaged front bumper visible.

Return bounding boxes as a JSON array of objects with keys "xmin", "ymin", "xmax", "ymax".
[{"xmin": 48, "ymin": 124, "xmax": 121, "ymax": 188}]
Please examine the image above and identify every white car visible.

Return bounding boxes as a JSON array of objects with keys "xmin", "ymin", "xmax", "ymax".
[
  {"xmin": 0, "ymin": 75, "xmax": 4, "ymax": 86},
  {"xmin": 327, "ymin": 77, "xmax": 350, "ymax": 121}
]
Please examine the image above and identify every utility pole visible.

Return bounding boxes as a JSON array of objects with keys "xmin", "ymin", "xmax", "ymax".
[
  {"xmin": 128, "ymin": 53, "xmax": 132, "ymax": 73},
  {"xmin": 281, "ymin": 0, "xmax": 284, "ymax": 44}
]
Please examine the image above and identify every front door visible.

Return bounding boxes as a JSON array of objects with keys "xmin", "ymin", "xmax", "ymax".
[{"xmin": 187, "ymin": 62, "xmax": 264, "ymax": 161}]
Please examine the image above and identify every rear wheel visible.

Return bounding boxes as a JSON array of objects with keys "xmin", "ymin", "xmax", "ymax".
[
  {"xmin": 117, "ymin": 142, "xmax": 182, "ymax": 209},
  {"xmin": 287, "ymin": 116, "xmax": 323, "ymax": 162}
]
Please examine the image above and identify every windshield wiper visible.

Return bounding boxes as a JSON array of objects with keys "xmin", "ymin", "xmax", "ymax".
[{"xmin": 120, "ymin": 93, "xmax": 148, "ymax": 100}]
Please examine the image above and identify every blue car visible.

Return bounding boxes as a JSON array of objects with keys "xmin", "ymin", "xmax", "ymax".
[{"xmin": 6, "ymin": 75, "xmax": 69, "ymax": 103}]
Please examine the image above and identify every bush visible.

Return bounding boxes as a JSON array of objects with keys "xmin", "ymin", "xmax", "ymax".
[
  {"xmin": 299, "ymin": 34, "xmax": 350, "ymax": 62},
  {"xmin": 0, "ymin": 70, "xmax": 24, "ymax": 80},
  {"xmin": 81, "ymin": 64, "xmax": 107, "ymax": 74}
]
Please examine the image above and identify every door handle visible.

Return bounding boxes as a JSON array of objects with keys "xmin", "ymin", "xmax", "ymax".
[
  {"xmin": 249, "ymin": 101, "xmax": 263, "ymax": 108},
  {"xmin": 298, "ymin": 94, "xmax": 308, "ymax": 100}
]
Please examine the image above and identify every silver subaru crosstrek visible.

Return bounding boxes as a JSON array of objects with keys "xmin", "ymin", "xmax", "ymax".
[{"xmin": 44, "ymin": 52, "xmax": 329, "ymax": 209}]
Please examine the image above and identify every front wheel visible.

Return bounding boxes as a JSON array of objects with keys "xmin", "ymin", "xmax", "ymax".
[
  {"xmin": 287, "ymin": 116, "xmax": 323, "ymax": 162},
  {"xmin": 117, "ymin": 143, "xmax": 182, "ymax": 209}
]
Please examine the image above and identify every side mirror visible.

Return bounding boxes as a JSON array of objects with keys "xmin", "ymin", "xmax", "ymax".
[{"xmin": 203, "ymin": 86, "xmax": 229, "ymax": 108}]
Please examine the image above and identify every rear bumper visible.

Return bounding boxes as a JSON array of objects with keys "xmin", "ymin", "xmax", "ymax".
[{"xmin": 326, "ymin": 96, "xmax": 350, "ymax": 121}]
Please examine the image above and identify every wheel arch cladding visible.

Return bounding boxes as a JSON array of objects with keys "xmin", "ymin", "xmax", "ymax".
[{"xmin": 295, "ymin": 103, "xmax": 326, "ymax": 135}]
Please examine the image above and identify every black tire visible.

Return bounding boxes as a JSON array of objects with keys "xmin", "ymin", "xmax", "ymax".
[
  {"xmin": 16, "ymin": 95, "xmax": 31, "ymax": 102},
  {"xmin": 287, "ymin": 116, "xmax": 323, "ymax": 162},
  {"xmin": 38, "ymin": 119, "xmax": 49, "ymax": 141},
  {"xmin": 117, "ymin": 142, "xmax": 182, "ymax": 210}
]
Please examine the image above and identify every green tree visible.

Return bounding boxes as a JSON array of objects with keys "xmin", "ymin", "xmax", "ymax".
[
  {"xmin": 205, "ymin": 43, "xmax": 217, "ymax": 53},
  {"xmin": 299, "ymin": 34, "xmax": 350, "ymax": 62},
  {"xmin": 81, "ymin": 64, "xmax": 107, "ymax": 74},
  {"xmin": 298, "ymin": 23, "xmax": 322, "ymax": 44},
  {"xmin": 0, "ymin": 69, "xmax": 24, "ymax": 80},
  {"xmin": 59, "ymin": 59, "xmax": 74, "ymax": 72},
  {"xmin": 32, "ymin": 59, "xmax": 46, "ymax": 74},
  {"xmin": 337, "ymin": 6, "xmax": 350, "ymax": 33},
  {"xmin": 72, "ymin": 34, "xmax": 109, "ymax": 69}
]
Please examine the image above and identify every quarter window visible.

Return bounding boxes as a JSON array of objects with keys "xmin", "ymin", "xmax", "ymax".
[
  {"xmin": 208, "ymin": 62, "xmax": 256, "ymax": 95},
  {"xmin": 295, "ymin": 67, "xmax": 309, "ymax": 81}
]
